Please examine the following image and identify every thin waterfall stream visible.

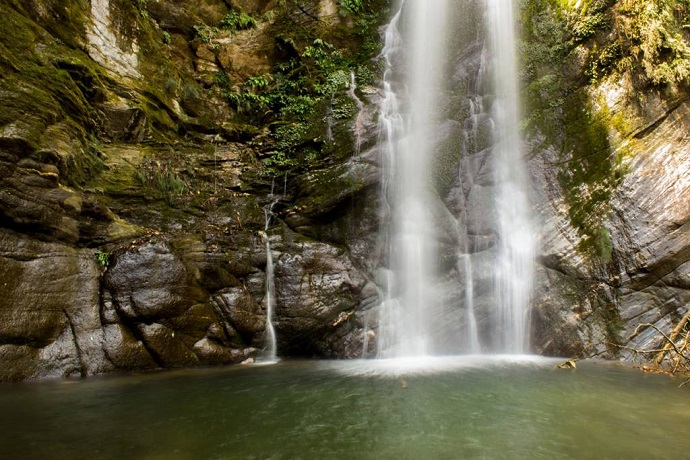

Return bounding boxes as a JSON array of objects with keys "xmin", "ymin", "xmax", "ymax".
[
  {"xmin": 347, "ymin": 71, "xmax": 366, "ymax": 154},
  {"xmin": 259, "ymin": 187, "xmax": 280, "ymax": 363}
]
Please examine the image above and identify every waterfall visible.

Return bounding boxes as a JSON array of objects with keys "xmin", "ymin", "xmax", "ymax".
[
  {"xmin": 378, "ymin": 0, "xmax": 450, "ymax": 358},
  {"xmin": 460, "ymin": 46, "xmax": 490, "ymax": 354},
  {"xmin": 488, "ymin": 0, "xmax": 535, "ymax": 353},
  {"xmin": 376, "ymin": 0, "xmax": 534, "ymax": 357},
  {"xmin": 260, "ymin": 194, "xmax": 279, "ymax": 363},
  {"xmin": 347, "ymin": 71, "xmax": 366, "ymax": 154}
]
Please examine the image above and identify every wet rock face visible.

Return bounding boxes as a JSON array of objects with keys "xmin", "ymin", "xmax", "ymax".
[
  {"xmin": 603, "ymin": 102, "xmax": 690, "ymax": 356},
  {"xmin": 101, "ymin": 240, "xmax": 259, "ymax": 370},
  {"xmin": 0, "ymin": 0, "xmax": 385, "ymax": 381},
  {"xmin": 0, "ymin": 145, "xmax": 83, "ymax": 244},
  {"xmin": 272, "ymin": 235, "xmax": 373, "ymax": 358},
  {"xmin": 0, "ymin": 234, "xmax": 258, "ymax": 381},
  {"xmin": 0, "ymin": 229, "xmax": 109, "ymax": 380},
  {"xmin": 528, "ymin": 88, "xmax": 690, "ymax": 359},
  {"xmin": 104, "ymin": 242, "xmax": 193, "ymax": 322}
]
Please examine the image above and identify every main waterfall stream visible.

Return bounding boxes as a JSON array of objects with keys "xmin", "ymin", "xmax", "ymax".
[
  {"xmin": 377, "ymin": 0, "xmax": 449, "ymax": 358},
  {"xmin": 377, "ymin": 0, "xmax": 534, "ymax": 356}
]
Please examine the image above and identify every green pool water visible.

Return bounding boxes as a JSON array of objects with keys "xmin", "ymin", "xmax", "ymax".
[{"xmin": 1, "ymin": 356, "xmax": 688, "ymax": 459}]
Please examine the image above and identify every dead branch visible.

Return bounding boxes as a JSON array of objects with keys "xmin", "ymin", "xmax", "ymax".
[
  {"xmin": 612, "ymin": 317, "xmax": 690, "ymax": 387},
  {"xmin": 630, "ymin": 322, "xmax": 682, "ymax": 360},
  {"xmin": 654, "ymin": 309, "xmax": 690, "ymax": 366}
]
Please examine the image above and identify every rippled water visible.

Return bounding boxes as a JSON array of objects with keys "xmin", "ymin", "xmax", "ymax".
[{"xmin": 1, "ymin": 357, "xmax": 689, "ymax": 459}]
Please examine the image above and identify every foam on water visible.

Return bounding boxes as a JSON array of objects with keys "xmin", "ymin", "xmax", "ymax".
[{"xmin": 329, "ymin": 355, "xmax": 560, "ymax": 378}]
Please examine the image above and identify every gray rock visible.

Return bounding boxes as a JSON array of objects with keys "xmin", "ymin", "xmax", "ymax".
[
  {"xmin": 273, "ymin": 233, "xmax": 370, "ymax": 357},
  {"xmin": 0, "ymin": 229, "xmax": 111, "ymax": 380}
]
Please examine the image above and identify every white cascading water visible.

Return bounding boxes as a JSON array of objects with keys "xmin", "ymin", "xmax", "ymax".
[
  {"xmin": 378, "ymin": 0, "xmax": 450, "ymax": 358},
  {"xmin": 488, "ymin": 0, "xmax": 535, "ymax": 353},
  {"xmin": 460, "ymin": 47, "xmax": 490, "ymax": 355},
  {"xmin": 347, "ymin": 71, "xmax": 366, "ymax": 155},
  {"xmin": 260, "ymin": 194, "xmax": 279, "ymax": 362},
  {"xmin": 377, "ymin": 0, "xmax": 534, "ymax": 357}
]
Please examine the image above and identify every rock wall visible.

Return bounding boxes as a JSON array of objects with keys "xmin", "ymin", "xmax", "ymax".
[
  {"xmin": 530, "ymin": 95, "xmax": 690, "ymax": 359},
  {"xmin": 524, "ymin": 1, "xmax": 690, "ymax": 362},
  {"xmin": 0, "ymin": 0, "xmax": 387, "ymax": 381}
]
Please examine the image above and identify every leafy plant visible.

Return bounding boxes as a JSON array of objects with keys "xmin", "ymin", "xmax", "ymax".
[
  {"xmin": 247, "ymin": 74, "xmax": 272, "ymax": 90},
  {"xmin": 210, "ymin": 0, "xmax": 389, "ymax": 177},
  {"xmin": 332, "ymin": 96, "xmax": 356, "ymax": 119},
  {"xmin": 613, "ymin": 0, "xmax": 690, "ymax": 85},
  {"xmin": 338, "ymin": 0, "xmax": 364, "ymax": 15},
  {"xmin": 220, "ymin": 10, "xmax": 257, "ymax": 31},
  {"xmin": 218, "ymin": 72, "xmax": 272, "ymax": 114},
  {"xmin": 136, "ymin": 0, "xmax": 149, "ymax": 20},
  {"xmin": 95, "ymin": 249, "xmax": 110, "ymax": 268},
  {"xmin": 193, "ymin": 24, "xmax": 218, "ymax": 45}
]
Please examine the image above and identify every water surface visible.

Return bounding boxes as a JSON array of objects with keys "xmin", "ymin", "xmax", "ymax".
[{"xmin": 1, "ymin": 356, "xmax": 688, "ymax": 459}]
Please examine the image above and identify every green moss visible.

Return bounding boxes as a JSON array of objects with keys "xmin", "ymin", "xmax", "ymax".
[
  {"xmin": 206, "ymin": 0, "xmax": 389, "ymax": 178},
  {"xmin": 5, "ymin": 0, "xmax": 90, "ymax": 50},
  {"xmin": 135, "ymin": 159, "xmax": 187, "ymax": 201},
  {"xmin": 0, "ymin": 4, "xmax": 109, "ymax": 187},
  {"xmin": 599, "ymin": 300, "xmax": 623, "ymax": 350},
  {"xmin": 554, "ymin": 92, "xmax": 625, "ymax": 258},
  {"xmin": 521, "ymin": 0, "xmax": 629, "ymax": 259},
  {"xmin": 613, "ymin": 1, "xmax": 690, "ymax": 86}
]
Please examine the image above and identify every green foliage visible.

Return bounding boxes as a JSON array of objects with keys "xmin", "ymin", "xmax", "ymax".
[
  {"xmin": 136, "ymin": 0, "xmax": 149, "ymax": 20},
  {"xmin": 613, "ymin": 0, "xmax": 690, "ymax": 85},
  {"xmin": 210, "ymin": 0, "xmax": 389, "ymax": 177},
  {"xmin": 354, "ymin": 62, "xmax": 380, "ymax": 86},
  {"xmin": 520, "ymin": 0, "xmax": 626, "ymax": 258},
  {"xmin": 213, "ymin": 71, "xmax": 231, "ymax": 89},
  {"xmin": 247, "ymin": 74, "xmax": 272, "ymax": 92},
  {"xmin": 261, "ymin": 122, "xmax": 322, "ymax": 176},
  {"xmin": 218, "ymin": 37, "xmax": 354, "ymax": 151},
  {"xmin": 338, "ymin": 0, "xmax": 364, "ymax": 15},
  {"xmin": 524, "ymin": 0, "xmax": 690, "ymax": 86},
  {"xmin": 217, "ymin": 71, "xmax": 272, "ymax": 114},
  {"xmin": 220, "ymin": 10, "xmax": 257, "ymax": 31},
  {"xmin": 193, "ymin": 24, "xmax": 218, "ymax": 45},
  {"xmin": 594, "ymin": 226, "xmax": 613, "ymax": 262},
  {"xmin": 95, "ymin": 249, "xmax": 110, "ymax": 268},
  {"xmin": 587, "ymin": 42, "xmax": 622, "ymax": 81},
  {"xmin": 332, "ymin": 96, "xmax": 356, "ymax": 119},
  {"xmin": 162, "ymin": 31, "xmax": 171, "ymax": 44},
  {"xmin": 273, "ymin": 123, "xmax": 308, "ymax": 152},
  {"xmin": 277, "ymin": 95, "xmax": 318, "ymax": 117}
]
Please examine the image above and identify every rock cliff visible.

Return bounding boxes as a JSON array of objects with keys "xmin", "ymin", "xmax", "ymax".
[
  {"xmin": 0, "ymin": 0, "xmax": 387, "ymax": 381},
  {"xmin": 525, "ymin": 0, "xmax": 690, "ymax": 364},
  {"xmin": 1, "ymin": 0, "xmax": 689, "ymax": 381}
]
